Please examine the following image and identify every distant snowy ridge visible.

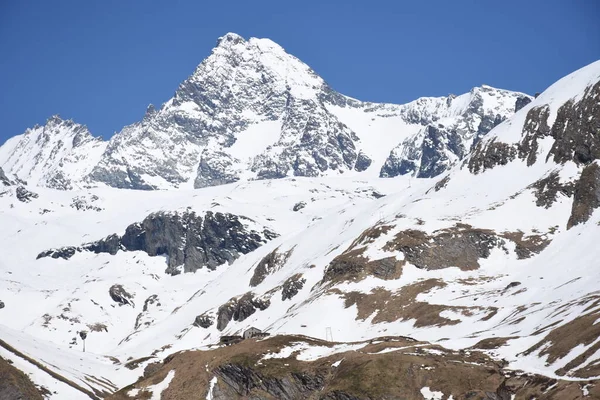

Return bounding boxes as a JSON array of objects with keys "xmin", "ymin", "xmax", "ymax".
[{"xmin": 0, "ymin": 33, "xmax": 529, "ymax": 190}]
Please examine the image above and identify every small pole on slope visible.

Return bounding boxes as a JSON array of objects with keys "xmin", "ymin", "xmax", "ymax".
[{"xmin": 79, "ymin": 331, "xmax": 87, "ymax": 353}]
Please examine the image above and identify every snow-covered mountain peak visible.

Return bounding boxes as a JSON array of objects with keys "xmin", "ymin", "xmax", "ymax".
[
  {"xmin": 0, "ymin": 116, "xmax": 106, "ymax": 188},
  {"xmin": 181, "ymin": 32, "xmax": 324, "ymax": 103}
]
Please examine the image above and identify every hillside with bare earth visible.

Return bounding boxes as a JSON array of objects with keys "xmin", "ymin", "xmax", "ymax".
[{"xmin": 0, "ymin": 34, "xmax": 599, "ymax": 399}]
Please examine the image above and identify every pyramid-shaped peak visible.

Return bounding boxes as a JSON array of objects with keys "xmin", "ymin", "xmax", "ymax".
[{"xmin": 216, "ymin": 32, "xmax": 246, "ymax": 48}]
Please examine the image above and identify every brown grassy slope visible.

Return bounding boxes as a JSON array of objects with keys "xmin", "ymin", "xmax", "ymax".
[
  {"xmin": 0, "ymin": 356, "xmax": 44, "ymax": 400},
  {"xmin": 108, "ymin": 335, "xmax": 600, "ymax": 400}
]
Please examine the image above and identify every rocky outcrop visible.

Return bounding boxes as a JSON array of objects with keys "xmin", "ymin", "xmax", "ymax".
[
  {"xmin": 70, "ymin": 195, "xmax": 103, "ymax": 211},
  {"xmin": 324, "ymin": 224, "xmax": 551, "ymax": 283},
  {"xmin": 0, "ymin": 301, "xmax": 4, "ymax": 309},
  {"xmin": 567, "ymin": 162, "xmax": 600, "ymax": 229},
  {"xmin": 281, "ymin": 274, "xmax": 306, "ymax": 300},
  {"xmin": 193, "ymin": 313, "xmax": 214, "ymax": 328},
  {"xmin": 517, "ymin": 105, "xmax": 551, "ymax": 166},
  {"xmin": 15, "ymin": 186, "xmax": 38, "ymax": 202},
  {"xmin": 549, "ymin": 81, "xmax": 600, "ymax": 165},
  {"xmin": 467, "ymin": 139, "xmax": 517, "ymax": 174},
  {"xmin": 109, "ymin": 284, "xmax": 134, "ymax": 306},
  {"xmin": 529, "ymin": 171, "xmax": 575, "ymax": 208},
  {"xmin": 381, "ymin": 86, "xmax": 525, "ymax": 178},
  {"xmin": 0, "ymin": 167, "xmax": 13, "ymax": 186},
  {"xmin": 194, "ymin": 150, "xmax": 241, "ymax": 188},
  {"xmin": 515, "ymin": 96, "xmax": 532, "ymax": 112},
  {"xmin": 216, "ymin": 293, "xmax": 271, "ymax": 331},
  {"xmin": 249, "ymin": 248, "xmax": 293, "ymax": 287},
  {"xmin": 213, "ymin": 364, "xmax": 325, "ymax": 400},
  {"xmin": 37, "ymin": 210, "xmax": 277, "ymax": 275},
  {"xmin": 292, "ymin": 201, "xmax": 306, "ymax": 212}
]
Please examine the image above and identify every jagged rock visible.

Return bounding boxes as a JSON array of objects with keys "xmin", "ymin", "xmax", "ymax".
[
  {"xmin": 36, "ymin": 246, "xmax": 78, "ymax": 260},
  {"xmin": 214, "ymin": 363, "xmax": 325, "ymax": 399},
  {"xmin": 567, "ymin": 162, "xmax": 600, "ymax": 229},
  {"xmin": 85, "ymin": 234, "xmax": 121, "ymax": 255},
  {"xmin": 282, "ymin": 274, "xmax": 306, "ymax": 301},
  {"xmin": 70, "ymin": 195, "xmax": 102, "ymax": 211},
  {"xmin": 216, "ymin": 293, "xmax": 271, "ymax": 331},
  {"xmin": 549, "ymin": 81, "xmax": 600, "ymax": 165},
  {"xmin": 518, "ymin": 105, "xmax": 551, "ymax": 166},
  {"xmin": 515, "ymin": 96, "xmax": 532, "ymax": 112},
  {"xmin": 354, "ymin": 151, "xmax": 372, "ymax": 172},
  {"xmin": 529, "ymin": 172, "xmax": 575, "ymax": 208},
  {"xmin": 468, "ymin": 139, "xmax": 517, "ymax": 174},
  {"xmin": 121, "ymin": 211, "xmax": 274, "ymax": 275},
  {"xmin": 193, "ymin": 313, "xmax": 214, "ymax": 328},
  {"xmin": 383, "ymin": 227, "xmax": 503, "ymax": 271},
  {"xmin": 15, "ymin": 186, "xmax": 38, "ymax": 202},
  {"xmin": 109, "ymin": 284, "xmax": 134, "ymax": 306},
  {"xmin": 381, "ymin": 86, "xmax": 526, "ymax": 179},
  {"xmin": 37, "ymin": 210, "xmax": 277, "ymax": 275},
  {"xmin": 292, "ymin": 201, "xmax": 306, "ymax": 212},
  {"xmin": 249, "ymin": 248, "xmax": 293, "ymax": 287},
  {"xmin": 0, "ymin": 167, "xmax": 13, "ymax": 186},
  {"xmin": 194, "ymin": 150, "xmax": 241, "ymax": 188}
]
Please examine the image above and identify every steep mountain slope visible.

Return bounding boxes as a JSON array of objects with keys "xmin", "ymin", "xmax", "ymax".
[
  {"xmin": 0, "ymin": 33, "xmax": 528, "ymax": 190},
  {"xmin": 0, "ymin": 115, "xmax": 106, "ymax": 189},
  {"xmin": 0, "ymin": 59, "xmax": 598, "ymax": 398}
]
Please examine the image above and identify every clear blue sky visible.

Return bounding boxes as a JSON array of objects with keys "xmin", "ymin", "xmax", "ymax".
[{"xmin": 1, "ymin": 0, "xmax": 598, "ymax": 143}]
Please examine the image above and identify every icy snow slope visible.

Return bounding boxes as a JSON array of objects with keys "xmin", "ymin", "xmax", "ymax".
[{"xmin": 0, "ymin": 33, "xmax": 528, "ymax": 190}]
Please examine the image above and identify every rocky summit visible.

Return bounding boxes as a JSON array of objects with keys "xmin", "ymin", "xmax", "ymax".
[{"xmin": 0, "ymin": 33, "xmax": 599, "ymax": 400}]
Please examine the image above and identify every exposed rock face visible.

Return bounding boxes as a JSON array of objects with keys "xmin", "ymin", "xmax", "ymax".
[
  {"xmin": 0, "ymin": 357, "xmax": 43, "ymax": 400},
  {"xmin": 37, "ymin": 211, "xmax": 277, "ymax": 275},
  {"xmin": 193, "ymin": 313, "xmax": 214, "ymax": 328},
  {"xmin": 70, "ymin": 195, "xmax": 103, "ymax": 211},
  {"xmin": 0, "ymin": 167, "xmax": 13, "ymax": 186},
  {"xmin": 214, "ymin": 364, "xmax": 325, "ymax": 400},
  {"xmin": 567, "ymin": 162, "xmax": 600, "ymax": 229},
  {"xmin": 194, "ymin": 150, "xmax": 240, "ymax": 188},
  {"xmin": 381, "ymin": 86, "xmax": 526, "ymax": 178},
  {"xmin": 324, "ymin": 224, "xmax": 551, "ymax": 283},
  {"xmin": 281, "ymin": 274, "xmax": 306, "ymax": 301},
  {"xmin": 549, "ymin": 81, "xmax": 600, "ymax": 165},
  {"xmin": 88, "ymin": 33, "xmax": 369, "ymax": 189},
  {"xmin": 292, "ymin": 201, "xmax": 306, "ymax": 212},
  {"xmin": 529, "ymin": 171, "xmax": 575, "ymax": 208},
  {"xmin": 387, "ymin": 228, "xmax": 500, "ymax": 271},
  {"xmin": 249, "ymin": 248, "xmax": 293, "ymax": 287},
  {"xmin": 216, "ymin": 293, "xmax": 271, "ymax": 331},
  {"xmin": 515, "ymin": 96, "xmax": 532, "ymax": 112},
  {"xmin": 109, "ymin": 284, "xmax": 134, "ymax": 306},
  {"xmin": 0, "ymin": 301, "xmax": 4, "ymax": 309},
  {"xmin": 15, "ymin": 186, "xmax": 38, "ymax": 202},
  {"xmin": 468, "ymin": 139, "xmax": 517, "ymax": 174}
]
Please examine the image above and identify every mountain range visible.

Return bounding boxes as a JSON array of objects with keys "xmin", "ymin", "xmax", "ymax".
[
  {"xmin": 0, "ymin": 33, "xmax": 529, "ymax": 190},
  {"xmin": 1, "ymin": 33, "xmax": 599, "ymax": 400}
]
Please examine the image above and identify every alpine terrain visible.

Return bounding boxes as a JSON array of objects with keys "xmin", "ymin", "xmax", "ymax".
[{"xmin": 0, "ymin": 33, "xmax": 599, "ymax": 400}]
